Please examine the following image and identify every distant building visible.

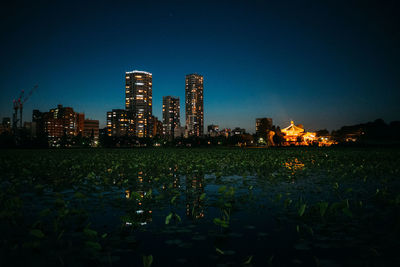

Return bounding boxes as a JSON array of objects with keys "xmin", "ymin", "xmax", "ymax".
[
  {"xmin": 149, "ymin": 116, "xmax": 163, "ymax": 137},
  {"xmin": 23, "ymin": 121, "xmax": 36, "ymax": 137},
  {"xmin": 256, "ymin": 118, "xmax": 273, "ymax": 136},
  {"xmin": 162, "ymin": 96, "xmax": 180, "ymax": 137},
  {"xmin": 30, "ymin": 106, "xmax": 100, "ymax": 145},
  {"xmin": 207, "ymin": 124, "xmax": 219, "ymax": 137},
  {"xmin": 48, "ymin": 105, "xmax": 81, "ymax": 136},
  {"xmin": 43, "ymin": 115, "xmax": 64, "ymax": 138},
  {"xmin": 99, "ymin": 127, "xmax": 108, "ymax": 138},
  {"xmin": 125, "ymin": 70, "xmax": 153, "ymax": 137},
  {"xmin": 0, "ymin": 117, "xmax": 11, "ymax": 134},
  {"xmin": 231, "ymin": 127, "xmax": 246, "ymax": 136},
  {"xmin": 32, "ymin": 110, "xmax": 45, "ymax": 137},
  {"xmin": 77, "ymin": 113, "xmax": 85, "ymax": 135},
  {"xmin": 174, "ymin": 126, "xmax": 185, "ymax": 138},
  {"xmin": 84, "ymin": 119, "xmax": 99, "ymax": 140},
  {"xmin": 220, "ymin": 128, "xmax": 231, "ymax": 138},
  {"xmin": 106, "ymin": 109, "xmax": 130, "ymax": 137},
  {"xmin": 207, "ymin": 124, "xmax": 219, "ymax": 132},
  {"xmin": 32, "ymin": 105, "xmax": 82, "ymax": 139},
  {"xmin": 2, "ymin": 117, "xmax": 11, "ymax": 128},
  {"xmin": 185, "ymin": 74, "xmax": 204, "ymax": 136}
]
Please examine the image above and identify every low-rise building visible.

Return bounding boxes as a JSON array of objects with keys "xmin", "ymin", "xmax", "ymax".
[
  {"xmin": 106, "ymin": 109, "xmax": 130, "ymax": 137},
  {"xmin": 84, "ymin": 119, "xmax": 99, "ymax": 140},
  {"xmin": 33, "ymin": 105, "xmax": 84, "ymax": 140},
  {"xmin": 0, "ymin": 117, "xmax": 11, "ymax": 134},
  {"xmin": 207, "ymin": 124, "xmax": 219, "ymax": 137},
  {"xmin": 231, "ymin": 127, "xmax": 246, "ymax": 136}
]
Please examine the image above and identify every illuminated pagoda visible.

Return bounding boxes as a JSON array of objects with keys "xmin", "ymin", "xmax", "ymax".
[
  {"xmin": 281, "ymin": 121, "xmax": 304, "ymax": 143},
  {"xmin": 280, "ymin": 120, "xmax": 334, "ymax": 146}
]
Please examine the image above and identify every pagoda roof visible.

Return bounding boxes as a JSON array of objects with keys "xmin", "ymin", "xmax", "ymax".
[{"xmin": 282, "ymin": 121, "xmax": 304, "ymax": 135}]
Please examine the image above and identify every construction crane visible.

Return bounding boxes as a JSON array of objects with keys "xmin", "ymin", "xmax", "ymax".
[{"xmin": 12, "ymin": 85, "xmax": 38, "ymax": 132}]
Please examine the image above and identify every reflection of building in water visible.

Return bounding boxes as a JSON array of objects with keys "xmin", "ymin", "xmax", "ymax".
[
  {"xmin": 171, "ymin": 166, "xmax": 180, "ymax": 188},
  {"xmin": 284, "ymin": 158, "xmax": 305, "ymax": 175},
  {"xmin": 185, "ymin": 174, "xmax": 205, "ymax": 219},
  {"xmin": 124, "ymin": 170, "xmax": 153, "ymax": 226},
  {"xmin": 161, "ymin": 166, "xmax": 180, "ymax": 190}
]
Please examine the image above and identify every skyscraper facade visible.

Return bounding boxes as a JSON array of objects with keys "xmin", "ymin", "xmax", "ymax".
[
  {"xmin": 185, "ymin": 74, "xmax": 204, "ymax": 136},
  {"xmin": 125, "ymin": 70, "xmax": 153, "ymax": 138},
  {"xmin": 162, "ymin": 96, "xmax": 180, "ymax": 137}
]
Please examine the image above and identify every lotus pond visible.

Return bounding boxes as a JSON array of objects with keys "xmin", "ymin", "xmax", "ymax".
[{"xmin": 0, "ymin": 148, "xmax": 400, "ymax": 266}]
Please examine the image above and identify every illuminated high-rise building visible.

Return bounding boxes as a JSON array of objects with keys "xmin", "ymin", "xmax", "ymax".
[
  {"xmin": 125, "ymin": 70, "xmax": 153, "ymax": 137},
  {"xmin": 185, "ymin": 74, "xmax": 204, "ymax": 136},
  {"xmin": 162, "ymin": 96, "xmax": 180, "ymax": 137}
]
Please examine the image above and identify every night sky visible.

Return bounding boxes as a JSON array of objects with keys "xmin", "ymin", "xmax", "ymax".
[{"xmin": 1, "ymin": 0, "xmax": 399, "ymax": 132}]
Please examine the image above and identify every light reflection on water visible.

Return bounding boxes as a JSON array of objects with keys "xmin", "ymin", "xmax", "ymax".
[
  {"xmin": 123, "ymin": 169, "xmax": 207, "ymax": 228},
  {"xmin": 185, "ymin": 174, "xmax": 205, "ymax": 220},
  {"xmin": 7, "ymin": 161, "xmax": 388, "ymax": 267},
  {"xmin": 284, "ymin": 158, "xmax": 305, "ymax": 175},
  {"xmin": 123, "ymin": 171, "xmax": 153, "ymax": 226}
]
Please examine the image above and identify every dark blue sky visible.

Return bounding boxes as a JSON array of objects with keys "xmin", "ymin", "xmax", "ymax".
[{"xmin": 1, "ymin": 0, "xmax": 399, "ymax": 132}]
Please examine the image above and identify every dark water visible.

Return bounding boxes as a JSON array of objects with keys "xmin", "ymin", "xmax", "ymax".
[{"xmin": 1, "ymin": 149, "xmax": 399, "ymax": 266}]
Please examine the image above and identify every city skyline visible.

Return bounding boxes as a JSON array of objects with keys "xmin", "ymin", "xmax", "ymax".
[{"xmin": 1, "ymin": 0, "xmax": 399, "ymax": 133}]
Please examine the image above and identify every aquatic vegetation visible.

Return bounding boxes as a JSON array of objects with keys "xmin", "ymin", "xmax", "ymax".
[
  {"xmin": 213, "ymin": 186, "xmax": 235, "ymax": 229},
  {"xmin": 0, "ymin": 147, "xmax": 399, "ymax": 266},
  {"xmin": 143, "ymin": 255, "xmax": 153, "ymax": 267}
]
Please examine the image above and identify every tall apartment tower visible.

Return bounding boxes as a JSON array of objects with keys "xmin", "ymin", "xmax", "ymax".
[
  {"xmin": 162, "ymin": 96, "xmax": 180, "ymax": 137},
  {"xmin": 185, "ymin": 74, "xmax": 204, "ymax": 136},
  {"xmin": 125, "ymin": 70, "xmax": 153, "ymax": 138}
]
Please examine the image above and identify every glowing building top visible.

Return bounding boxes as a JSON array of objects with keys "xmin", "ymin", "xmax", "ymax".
[{"xmin": 281, "ymin": 121, "xmax": 304, "ymax": 136}]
